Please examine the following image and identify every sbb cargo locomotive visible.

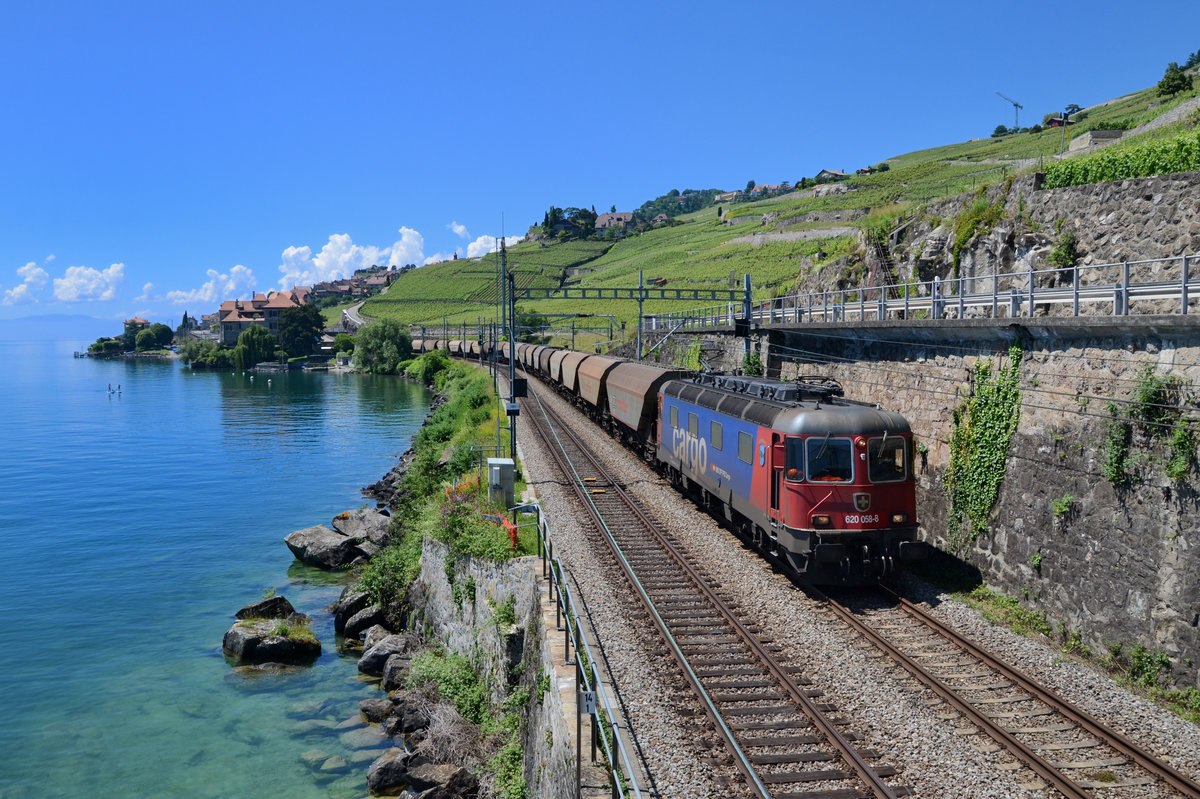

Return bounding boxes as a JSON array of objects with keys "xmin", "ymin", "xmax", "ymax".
[{"xmin": 419, "ymin": 338, "xmax": 926, "ymax": 585}]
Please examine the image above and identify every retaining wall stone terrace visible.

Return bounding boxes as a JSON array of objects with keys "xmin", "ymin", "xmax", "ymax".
[
  {"xmin": 644, "ymin": 322, "xmax": 1200, "ymax": 688},
  {"xmin": 407, "ymin": 540, "xmax": 592, "ymax": 798}
]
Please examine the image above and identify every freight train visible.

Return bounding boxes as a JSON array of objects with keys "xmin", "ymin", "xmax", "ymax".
[{"xmin": 416, "ymin": 338, "xmax": 927, "ymax": 585}]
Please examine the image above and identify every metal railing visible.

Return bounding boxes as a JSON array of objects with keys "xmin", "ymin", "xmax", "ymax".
[
  {"xmin": 644, "ymin": 253, "xmax": 1196, "ymax": 330},
  {"xmin": 514, "ymin": 501, "xmax": 643, "ymax": 799}
]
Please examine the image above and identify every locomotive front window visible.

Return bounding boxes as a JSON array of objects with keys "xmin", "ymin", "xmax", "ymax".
[
  {"xmin": 868, "ymin": 436, "xmax": 907, "ymax": 483},
  {"xmin": 806, "ymin": 435, "xmax": 853, "ymax": 482}
]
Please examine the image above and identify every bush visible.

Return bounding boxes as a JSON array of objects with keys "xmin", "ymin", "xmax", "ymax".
[{"xmin": 407, "ymin": 649, "xmax": 489, "ymax": 725}]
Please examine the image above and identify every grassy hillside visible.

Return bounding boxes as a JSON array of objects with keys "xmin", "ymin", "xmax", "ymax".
[{"xmin": 359, "ymin": 73, "xmax": 1200, "ymax": 345}]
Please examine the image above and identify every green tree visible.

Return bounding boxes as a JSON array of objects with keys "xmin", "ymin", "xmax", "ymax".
[
  {"xmin": 1064, "ymin": 103, "xmax": 1082, "ymax": 116},
  {"xmin": 991, "ymin": 124, "xmax": 1009, "ymax": 138},
  {"xmin": 278, "ymin": 303, "xmax": 325, "ymax": 358},
  {"xmin": 233, "ymin": 325, "xmax": 277, "ymax": 369},
  {"xmin": 352, "ymin": 319, "xmax": 412, "ymax": 374},
  {"xmin": 333, "ymin": 332, "xmax": 355, "ymax": 353},
  {"xmin": 135, "ymin": 328, "xmax": 156, "ymax": 351},
  {"xmin": 1185, "ymin": 50, "xmax": 1199, "ymax": 70},
  {"xmin": 120, "ymin": 321, "xmax": 140, "ymax": 351},
  {"xmin": 745, "ymin": 179, "xmax": 756, "ymax": 193},
  {"xmin": 1158, "ymin": 62, "xmax": 1192, "ymax": 97},
  {"xmin": 149, "ymin": 322, "xmax": 173, "ymax": 348}
]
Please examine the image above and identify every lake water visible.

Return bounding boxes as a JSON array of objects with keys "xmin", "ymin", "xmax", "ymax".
[{"xmin": 0, "ymin": 340, "xmax": 432, "ymax": 799}]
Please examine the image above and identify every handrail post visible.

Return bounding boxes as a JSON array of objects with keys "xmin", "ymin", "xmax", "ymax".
[
  {"xmin": 1073, "ymin": 264, "xmax": 1080, "ymax": 316},
  {"xmin": 1027, "ymin": 263, "xmax": 1035, "ymax": 317},
  {"xmin": 958, "ymin": 276, "xmax": 965, "ymax": 318},
  {"xmin": 859, "ymin": 289, "xmax": 865, "ymax": 321},
  {"xmin": 1011, "ymin": 288, "xmax": 1019, "ymax": 317},
  {"xmin": 904, "ymin": 284, "xmax": 910, "ymax": 318},
  {"xmin": 1123, "ymin": 260, "xmax": 1130, "ymax": 315},
  {"xmin": 1182, "ymin": 255, "xmax": 1190, "ymax": 315},
  {"xmin": 992, "ymin": 272, "xmax": 998, "ymax": 318}
]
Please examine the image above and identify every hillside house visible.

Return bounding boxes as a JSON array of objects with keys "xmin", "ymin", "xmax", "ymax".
[
  {"xmin": 815, "ymin": 169, "xmax": 848, "ymax": 182},
  {"xmin": 716, "ymin": 190, "xmax": 744, "ymax": 202},
  {"xmin": 596, "ymin": 212, "xmax": 634, "ymax": 230}
]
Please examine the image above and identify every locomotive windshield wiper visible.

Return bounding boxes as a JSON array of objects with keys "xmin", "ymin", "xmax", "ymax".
[{"xmin": 814, "ymin": 432, "xmax": 831, "ymax": 459}]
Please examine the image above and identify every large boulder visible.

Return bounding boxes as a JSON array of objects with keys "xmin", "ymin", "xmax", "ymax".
[
  {"xmin": 223, "ymin": 614, "xmax": 321, "ymax": 665},
  {"xmin": 358, "ymin": 633, "xmax": 415, "ymax": 676},
  {"xmin": 234, "ymin": 595, "xmax": 295, "ymax": 620},
  {"xmin": 344, "ymin": 605, "xmax": 386, "ymax": 641},
  {"xmin": 380, "ymin": 653, "xmax": 412, "ymax": 691},
  {"xmin": 405, "ymin": 760, "xmax": 468, "ymax": 793},
  {"xmin": 359, "ymin": 697, "xmax": 395, "ymax": 723},
  {"xmin": 366, "ymin": 748, "xmax": 415, "ymax": 795},
  {"xmin": 415, "ymin": 767, "xmax": 479, "ymax": 799},
  {"xmin": 327, "ymin": 588, "xmax": 372, "ymax": 634},
  {"xmin": 331, "ymin": 508, "xmax": 391, "ymax": 546},
  {"xmin": 383, "ymin": 690, "xmax": 430, "ymax": 736},
  {"xmin": 284, "ymin": 525, "xmax": 368, "ymax": 569}
]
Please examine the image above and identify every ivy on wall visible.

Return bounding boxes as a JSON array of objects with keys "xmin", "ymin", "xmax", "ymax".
[{"xmin": 944, "ymin": 343, "xmax": 1024, "ymax": 553}]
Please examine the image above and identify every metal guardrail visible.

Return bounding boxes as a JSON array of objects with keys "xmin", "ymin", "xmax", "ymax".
[
  {"xmin": 645, "ymin": 253, "xmax": 1197, "ymax": 330},
  {"xmin": 513, "ymin": 501, "xmax": 643, "ymax": 799}
]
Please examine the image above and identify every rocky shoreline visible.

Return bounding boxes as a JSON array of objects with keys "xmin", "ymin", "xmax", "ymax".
[{"xmin": 219, "ymin": 382, "xmax": 480, "ymax": 798}]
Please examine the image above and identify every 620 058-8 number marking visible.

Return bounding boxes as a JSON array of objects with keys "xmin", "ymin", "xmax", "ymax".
[{"xmin": 844, "ymin": 514, "xmax": 880, "ymax": 525}]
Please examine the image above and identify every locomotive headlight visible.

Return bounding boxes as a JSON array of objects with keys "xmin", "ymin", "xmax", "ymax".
[
  {"xmin": 891, "ymin": 512, "xmax": 908, "ymax": 525},
  {"xmin": 812, "ymin": 514, "xmax": 833, "ymax": 528}
]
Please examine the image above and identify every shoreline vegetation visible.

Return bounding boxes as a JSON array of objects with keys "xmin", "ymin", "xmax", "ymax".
[{"xmin": 239, "ymin": 349, "xmax": 534, "ymax": 798}]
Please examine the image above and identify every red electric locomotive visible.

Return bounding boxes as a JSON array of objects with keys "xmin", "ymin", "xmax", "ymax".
[{"xmin": 657, "ymin": 373, "xmax": 926, "ymax": 584}]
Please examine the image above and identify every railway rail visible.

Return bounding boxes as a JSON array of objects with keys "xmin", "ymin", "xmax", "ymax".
[
  {"xmin": 822, "ymin": 588, "xmax": 1200, "ymax": 799},
  {"xmin": 519, "ymin": 374, "xmax": 910, "ymax": 799}
]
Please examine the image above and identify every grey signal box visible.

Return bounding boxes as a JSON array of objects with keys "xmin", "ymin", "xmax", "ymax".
[{"xmin": 487, "ymin": 458, "xmax": 515, "ymax": 508}]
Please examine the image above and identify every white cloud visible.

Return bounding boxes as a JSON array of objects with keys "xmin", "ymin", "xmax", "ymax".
[
  {"xmin": 448, "ymin": 221, "xmax": 469, "ymax": 239},
  {"xmin": 3, "ymin": 261, "xmax": 51, "ymax": 306},
  {"xmin": 277, "ymin": 228, "xmax": 429, "ymax": 287},
  {"xmin": 166, "ymin": 265, "xmax": 257, "ymax": 305},
  {"xmin": 386, "ymin": 227, "xmax": 425, "ymax": 269},
  {"xmin": 135, "ymin": 282, "xmax": 157, "ymax": 302},
  {"xmin": 53, "ymin": 262, "xmax": 123, "ymax": 302},
  {"xmin": 465, "ymin": 234, "xmax": 523, "ymax": 259}
]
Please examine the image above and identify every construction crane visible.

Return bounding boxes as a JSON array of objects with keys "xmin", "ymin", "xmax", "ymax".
[{"xmin": 996, "ymin": 91, "xmax": 1023, "ymax": 131}]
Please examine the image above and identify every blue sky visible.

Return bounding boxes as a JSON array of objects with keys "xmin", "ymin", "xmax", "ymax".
[{"xmin": 2, "ymin": 1, "xmax": 1196, "ymax": 326}]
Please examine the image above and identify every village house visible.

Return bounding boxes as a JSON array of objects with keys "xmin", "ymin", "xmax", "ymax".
[{"xmin": 217, "ymin": 286, "xmax": 312, "ymax": 346}]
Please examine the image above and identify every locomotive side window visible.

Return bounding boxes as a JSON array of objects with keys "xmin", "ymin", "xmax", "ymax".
[
  {"xmin": 738, "ymin": 431, "xmax": 753, "ymax": 464},
  {"xmin": 806, "ymin": 435, "xmax": 853, "ymax": 482},
  {"xmin": 868, "ymin": 436, "xmax": 907, "ymax": 483},
  {"xmin": 784, "ymin": 437, "xmax": 804, "ymax": 481},
  {"xmin": 688, "ymin": 412, "xmax": 698, "ymax": 437},
  {"xmin": 670, "ymin": 405, "xmax": 678, "ymax": 429},
  {"xmin": 711, "ymin": 421, "xmax": 723, "ymax": 451}
]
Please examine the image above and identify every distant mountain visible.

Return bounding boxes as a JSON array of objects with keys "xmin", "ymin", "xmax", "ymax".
[{"xmin": 0, "ymin": 314, "xmax": 121, "ymax": 343}]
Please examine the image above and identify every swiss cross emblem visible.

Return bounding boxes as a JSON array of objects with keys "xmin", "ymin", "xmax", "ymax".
[{"xmin": 854, "ymin": 493, "xmax": 871, "ymax": 512}]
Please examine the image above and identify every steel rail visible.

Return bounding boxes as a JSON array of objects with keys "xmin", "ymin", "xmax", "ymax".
[
  {"xmin": 523, "ymin": 381, "xmax": 899, "ymax": 799},
  {"xmin": 886, "ymin": 590, "xmax": 1200, "ymax": 798},
  {"xmin": 816, "ymin": 588, "xmax": 1093, "ymax": 799}
]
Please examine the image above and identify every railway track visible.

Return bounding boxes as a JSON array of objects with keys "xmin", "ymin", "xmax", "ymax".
[
  {"xmin": 520, "ymin": 378, "xmax": 910, "ymax": 799},
  {"xmin": 822, "ymin": 588, "xmax": 1200, "ymax": 799}
]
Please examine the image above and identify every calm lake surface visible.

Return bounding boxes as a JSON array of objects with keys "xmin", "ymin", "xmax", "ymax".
[{"xmin": 0, "ymin": 340, "xmax": 431, "ymax": 799}]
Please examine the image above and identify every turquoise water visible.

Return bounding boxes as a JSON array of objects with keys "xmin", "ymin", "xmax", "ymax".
[{"xmin": 0, "ymin": 341, "xmax": 431, "ymax": 799}]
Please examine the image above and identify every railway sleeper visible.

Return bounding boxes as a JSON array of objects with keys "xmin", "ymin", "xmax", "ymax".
[{"xmin": 760, "ymin": 765, "xmax": 899, "ymax": 783}]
